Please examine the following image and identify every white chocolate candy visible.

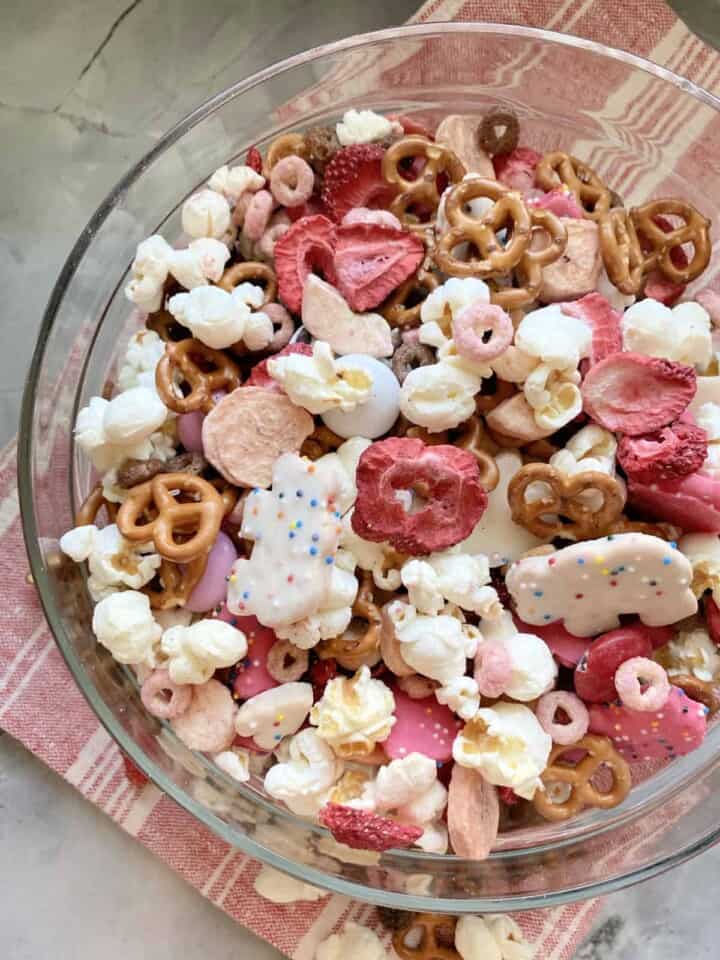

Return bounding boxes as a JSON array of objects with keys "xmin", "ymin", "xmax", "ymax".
[
  {"xmin": 92, "ymin": 590, "xmax": 162, "ymax": 666},
  {"xmin": 386, "ymin": 601, "xmax": 479, "ymax": 685},
  {"xmin": 181, "ymin": 188, "xmax": 231, "ymax": 240},
  {"xmin": 336, "ymin": 108, "xmax": 394, "ymax": 146},
  {"xmin": 506, "ymin": 533, "xmax": 697, "ymax": 637},
  {"xmin": 168, "ymin": 283, "xmax": 272, "ymax": 351},
  {"xmin": 161, "ymin": 619, "xmax": 248, "ymax": 685},
  {"xmin": 301, "ymin": 276, "xmax": 393, "ymax": 358},
  {"xmin": 268, "ymin": 340, "xmax": 373, "ymax": 415},
  {"xmin": 227, "ymin": 453, "xmax": 343, "ymax": 628},
  {"xmin": 400, "ymin": 357, "xmax": 482, "ymax": 432},
  {"xmin": 400, "ymin": 549, "xmax": 501, "ymax": 618},
  {"xmin": 516, "ymin": 303, "xmax": 592, "ymax": 370},
  {"xmin": 321, "ymin": 354, "xmax": 400, "ymax": 439},
  {"xmin": 235, "ymin": 683, "xmax": 314, "ymax": 750},
  {"xmin": 310, "ymin": 665, "xmax": 395, "ymax": 756}
]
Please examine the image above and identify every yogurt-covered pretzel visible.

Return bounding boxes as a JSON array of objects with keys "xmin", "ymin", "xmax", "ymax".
[
  {"xmin": 155, "ymin": 338, "xmax": 241, "ymax": 414},
  {"xmin": 631, "ymin": 198, "xmax": 712, "ymax": 283},
  {"xmin": 599, "ymin": 207, "xmax": 644, "ymax": 294},
  {"xmin": 382, "ymin": 135, "xmax": 466, "ymax": 233},
  {"xmin": 535, "ymin": 151, "xmax": 611, "ymax": 220}
]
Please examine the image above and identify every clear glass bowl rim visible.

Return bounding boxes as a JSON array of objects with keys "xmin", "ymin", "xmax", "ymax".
[{"xmin": 18, "ymin": 20, "xmax": 720, "ymax": 912}]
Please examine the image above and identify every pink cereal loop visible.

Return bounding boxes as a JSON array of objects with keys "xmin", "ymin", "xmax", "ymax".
[
  {"xmin": 536, "ymin": 691, "xmax": 589, "ymax": 745},
  {"xmin": 341, "ymin": 207, "xmax": 403, "ymax": 230},
  {"xmin": 243, "ymin": 189, "xmax": 274, "ymax": 242},
  {"xmin": 141, "ymin": 668, "xmax": 193, "ymax": 720},
  {"xmin": 614, "ymin": 657, "xmax": 671, "ymax": 712},
  {"xmin": 258, "ymin": 217, "xmax": 290, "ymax": 260},
  {"xmin": 231, "ymin": 191, "xmax": 253, "ymax": 227},
  {"xmin": 452, "ymin": 302, "xmax": 514, "ymax": 363},
  {"xmin": 397, "ymin": 674, "xmax": 438, "ymax": 699},
  {"xmin": 269, "ymin": 156, "xmax": 315, "ymax": 208},
  {"xmin": 473, "ymin": 638, "xmax": 513, "ymax": 698},
  {"xmin": 263, "ymin": 302, "xmax": 295, "ymax": 352},
  {"xmin": 266, "ymin": 639, "xmax": 309, "ymax": 682}
]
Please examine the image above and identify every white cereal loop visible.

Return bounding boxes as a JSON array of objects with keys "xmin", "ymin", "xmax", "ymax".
[
  {"xmin": 141, "ymin": 668, "xmax": 193, "ymax": 720},
  {"xmin": 266, "ymin": 640, "xmax": 309, "ymax": 682}
]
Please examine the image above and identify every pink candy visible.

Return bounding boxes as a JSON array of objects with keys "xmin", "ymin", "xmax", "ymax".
[
  {"xmin": 177, "ymin": 410, "xmax": 205, "ymax": 454},
  {"xmin": 243, "ymin": 189, "xmax": 274, "ymax": 242},
  {"xmin": 614, "ymin": 657, "xmax": 670, "ymax": 712},
  {"xmin": 536, "ymin": 691, "xmax": 589, "ymax": 745},
  {"xmin": 384, "ymin": 688, "xmax": 462, "ymax": 762},
  {"xmin": 473, "ymin": 638, "xmax": 513, "ymax": 698},
  {"xmin": 514, "ymin": 616, "xmax": 588, "ymax": 668},
  {"xmin": 186, "ymin": 531, "xmax": 237, "ymax": 613},
  {"xmin": 140, "ymin": 668, "xmax": 192, "ymax": 720},
  {"xmin": 269, "ymin": 156, "xmax": 315, "ymax": 208},
  {"xmin": 214, "ymin": 605, "xmax": 279, "ymax": 699},
  {"xmin": 452, "ymin": 302, "xmax": 514, "ymax": 363}
]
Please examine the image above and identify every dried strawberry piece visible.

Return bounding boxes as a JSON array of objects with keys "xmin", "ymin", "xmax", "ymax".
[
  {"xmin": 352, "ymin": 437, "xmax": 487, "ymax": 555},
  {"xmin": 286, "ymin": 197, "xmax": 325, "ymax": 222},
  {"xmin": 581, "ymin": 351, "xmax": 696, "ymax": 435},
  {"xmin": 246, "ymin": 343, "xmax": 312, "ymax": 391},
  {"xmin": 494, "ymin": 146, "xmax": 542, "ymax": 191},
  {"xmin": 321, "ymin": 144, "xmax": 397, "ymax": 223},
  {"xmin": 498, "ymin": 786, "xmax": 520, "ymax": 806},
  {"xmin": 308, "ymin": 657, "xmax": 338, "ymax": 701},
  {"xmin": 318, "ymin": 803, "xmax": 423, "ymax": 852},
  {"xmin": 617, "ymin": 422, "xmax": 707, "ymax": 483},
  {"xmin": 641, "ymin": 214, "xmax": 688, "ymax": 306},
  {"xmin": 705, "ymin": 596, "xmax": 720, "ymax": 647},
  {"xmin": 388, "ymin": 113, "xmax": 435, "ymax": 139},
  {"xmin": 562, "ymin": 293, "xmax": 623, "ymax": 371},
  {"xmin": 490, "ymin": 567, "xmax": 512, "ymax": 609},
  {"xmin": 273, "ymin": 215, "xmax": 337, "ymax": 313},
  {"xmin": 122, "ymin": 753, "xmax": 149, "ymax": 787},
  {"xmin": 333, "ymin": 222, "xmax": 425, "ymax": 312},
  {"xmin": 246, "ymin": 145, "xmax": 263, "ymax": 174},
  {"xmin": 627, "ymin": 471, "xmax": 720, "ymax": 533},
  {"xmin": 574, "ymin": 622, "xmax": 673, "ymax": 703}
]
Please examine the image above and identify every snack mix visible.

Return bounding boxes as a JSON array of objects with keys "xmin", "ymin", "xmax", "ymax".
[{"xmin": 62, "ymin": 106, "xmax": 720, "ymax": 862}]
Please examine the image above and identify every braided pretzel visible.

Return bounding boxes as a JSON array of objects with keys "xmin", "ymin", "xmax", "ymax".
[
  {"xmin": 671, "ymin": 673, "xmax": 720, "ymax": 716},
  {"xmin": 631, "ymin": 198, "xmax": 712, "ymax": 283},
  {"xmin": 263, "ymin": 132, "xmax": 309, "ymax": 175},
  {"xmin": 155, "ymin": 339, "xmax": 241, "ymax": 414},
  {"xmin": 507, "ymin": 463, "xmax": 625, "ymax": 540},
  {"xmin": 317, "ymin": 572, "xmax": 382, "ymax": 671},
  {"xmin": 598, "ymin": 207, "xmax": 644, "ymax": 295},
  {"xmin": 300, "ymin": 425, "xmax": 343, "ymax": 461},
  {"xmin": 75, "ymin": 483, "xmax": 118, "ymax": 527},
  {"xmin": 535, "ymin": 151, "xmax": 611, "ymax": 220},
  {"xmin": 533, "ymin": 734, "xmax": 632, "ymax": 822},
  {"xmin": 393, "ymin": 914, "xmax": 460, "ymax": 960},
  {"xmin": 381, "ymin": 265, "xmax": 440, "ymax": 328},
  {"xmin": 218, "ymin": 261, "xmax": 278, "ymax": 302},
  {"xmin": 382, "ymin": 135, "xmax": 466, "ymax": 233},
  {"xmin": 453, "ymin": 415, "xmax": 500, "ymax": 491},
  {"xmin": 143, "ymin": 556, "xmax": 207, "ymax": 610},
  {"xmin": 117, "ymin": 473, "xmax": 224, "ymax": 562}
]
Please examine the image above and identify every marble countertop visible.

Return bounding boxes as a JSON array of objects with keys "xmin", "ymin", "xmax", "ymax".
[{"xmin": 1, "ymin": 1, "xmax": 719, "ymax": 957}]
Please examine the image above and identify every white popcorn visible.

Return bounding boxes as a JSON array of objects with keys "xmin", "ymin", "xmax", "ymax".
[
  {"xmin": 490, "ymin": 345, "xmax": 539, "ymax": 384},
  {"xmin": 59, "ymin": 523, "xmax": 161, "ymax": 602},
  {"xmin": 208, "ymin": 164, "xmax": 265, "ymax": 202},
  {"xmin": 597, "ymin": 267, "xmax": 635, "ymax": 313},
  {"xmin": 516, "ymin": 304, "xmax": 592, "ymax": 370},
  {"xmin": 253, "ymin": 864, "xmax": 326, "ymax": 904},
  {"xmin": 484, "ymin": 915, "xmax": 535, "ymax": 960},
  {"xmin": 401, "ymin": 549, "xmax": 501, "ymax": 618},
  {"xmin": 336, "ymin": 109, "xmax": 393, "ymax": 146},
  {"xmin": 316, "ymin": 436, "xmax": 372, "ymax": 514},
  {"xmin": 168, "ymin": 238, "xmax": 230, "ymax": 290},
  {"xmin": 103, "ymin": 386, "xmax": 167, "ymax": 445},
  {"xmin": 419, "ymin": 276, "xmax": 493, "ymax": 376},
  {"xmin": 92, "ymin": 590, "xmax": 162, "ymax": 666},
  {"xmin": 374, "ymin": 753, "xmax": 438, "ymax": 810},
  {"xmin": 565, "ymin": 423, "xmax": 617, "ymax": 464},
  {"xmin": 436, "ymin": 676, "xmax": 481, "ymax": 720},
  {"xmin": 455, "ymin": 916, "xmax": 503, "ymax": 960},
  {"xmin": 310, "ymin": 665, "xmax": 395, "ymax": 756},
  {"xmin": 213, "ymin": 747, "xmax": 251, "ymax": 783},
  {"xmin": 523, "ymin": 362, "xmax": 582, "ymax": 431},
  {"xmin": 124, "ymin": 234, "xmax": 173, "ymax": 312},
  {"xmin": 662, "ymin": 626, "xmax": 720, "ymax": 682},
  {"xmin": 340, "ymin": 520, "xmax": 403, "ymax": 592},
  {"xmin": 696, "ymin": 402, "xmax": 720, "ymax": 442},
  {"xmin": 264, "ymin": 728, "xmax": 343, "ymax": 816},
  {"xmin": 397, "ymin": 778, "xmax": 448, "ymax": 825},
  {"xmin": 622, "ymin": 298, "xmax": 713, "ymax": 368},
  {"xmin": 503, "ymin": 632, "xmax": 558, "ymax": 701},
  {"xmin": 267, "ymin": 340, "xmax": 373, "ymax": 415},
  {"xmin": 74, "ymin": 392, "xmax": 169, "ymax": 472},
  {"xmin": 236, "ymin": 683, "xmax": 314, "ymax": 751},
  {"xmin": 167, "ymin": 283, "xmax": 272, "ymax": 351},
  {"xmin": 117, "ymin": 329, "xmax": 166, "ymax": 393},
  {"xmin": 400, "ymin": 358, "xmax": 482, "ymax": 432},
  {"xmin": 416, "ymin": 821, "xmax": 449, "ymax": 854},
  {"xmin": 161, "ymin": 619, "xmax": 248, "ymax": 685},
  {"xmin": 387, "ymin": 601, "xmax": 479, "ymax": 685},
  {"xmin": 181, "ymin": 188, "xmax": 231, "ymax": 239},
  {"xmin": 316, "ymin": 923, "xmax": 387, "ymax": 960},
  {"xmin": 275, "ymin": 566, "xmax": 358, "ymax": 649},
  {"xmin": 453, "ymin": 703, "xmax": 552, "ymax": 800}
]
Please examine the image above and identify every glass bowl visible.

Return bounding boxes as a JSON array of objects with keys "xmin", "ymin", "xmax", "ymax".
[{"xmin": 19, "ymin": 22, "xmax": 720, "ymax": 912}]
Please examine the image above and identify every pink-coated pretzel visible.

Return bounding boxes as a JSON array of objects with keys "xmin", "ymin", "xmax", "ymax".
[
  {"xmin": 243, "ymin": 189, "xmax": 274, "ymax": 242},
  {"xmin": 452, "ymin": 302, "xmax": 514, "ymax": 363},
  {"xmin": 614, "ymin": 657, "xmax": 671, "ymax": 712},
  {"xmin": 141, "ymin": 668, "xmax": 193, "ymax": 720},
  {"xmin": 536, "ymin": 691, "xmax": 589, "ymax": 745},
  {"xmin": 269, "ymin": 155, "xmax": 315, "ymax": 207}
]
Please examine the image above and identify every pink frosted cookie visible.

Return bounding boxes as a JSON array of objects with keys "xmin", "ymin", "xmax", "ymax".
[
  {"xmin": 214, "ymin": 604, "xmax": 279, "ymax": 699},
  {"xmin": 627, "ymin": 471, "xmax": 720, "ymax": 533},
  {"xmin": 506, "ymin": 533, "xmax": 697, "ymax": 638},
  {"xmin": 383, "ymin": 688, "xmax": 463, "ymax": 763},
  {"xmin": 589, "ymin": 686, "xmax": 709, "ymax": 761}
]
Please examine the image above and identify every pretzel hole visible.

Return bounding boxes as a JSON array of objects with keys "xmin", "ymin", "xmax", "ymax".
[
  {"xmin": 589, "ymin": 762, "xmax": 616, "ymax": 795},
  {"xmin": 545, "ymin": 780, "xmax": 573, "ymax": 804},
  {"xmin": 399, "ymin": 926, "xmax": 423, "ymax": 950}
]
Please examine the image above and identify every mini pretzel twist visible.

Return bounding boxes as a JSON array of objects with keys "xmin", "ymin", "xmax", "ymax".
[
  {"xmin": 533, "ymin": 734, "xmax": 632, "ymax": 822},
  {"xmin": 631, "ymin": 198, "xmax": 712, "ymax": 283},
  {"xmin": 381, "ymin": 265, "xmax": 440, "ymax": 328},
  {"xmin": 143, "ymin": 556, "xmax": 207, "ymax": 610},
  {"xmin": 507, "ymin": 463, "xmax": 625, "ymax": 540},
  {"xmin": 117, "ymin": 473, "xmax": 224, "ymax": 562},
  {"xmin": 317, "ymin": 572, "xmax": 382, "ymax": 671},
  {"xmin": 453, "ymin": 415, "xmax": 500, "ymax": 491},
  {"xmin": 300, "ymin": 425, "xmax": 344, "ymax": 461},
  {"xmin": 535, "ymin": 151, "xmax": 611, "ymax": 220},
  {"xmin": 392, "ymin": 914, "xmax": 460, "ymax": 960},
  {"xmin": 382, "ymin": 135, "xmax": 466, "ymax": 233},
  {"xmin": 598, "ymin": 207, "xmax": 644, "ymax": 295},
  {"xmin": 671, "ymin": 673, "xmax": 720, "ymax": 716},
  {"xmin": 155, "ymin": 339, "xmax": 241, "ymax": 414},
  {"xmin": 218, "ymin": 261, "xmax": 278, "ymax": 303},
  {"xmin": 75, "ymin": 483, "xmax": 118, "ymax": 527}
]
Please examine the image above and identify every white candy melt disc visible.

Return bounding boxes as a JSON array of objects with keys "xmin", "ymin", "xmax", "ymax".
[{"xmin": 321, "ymin": 354, "xmax": 400, "ymax": 439}]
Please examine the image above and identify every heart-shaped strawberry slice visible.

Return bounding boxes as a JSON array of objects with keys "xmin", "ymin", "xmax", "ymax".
[{"xmin": 333, "ymin": 222, "xmax": 424, "ymax": 312}]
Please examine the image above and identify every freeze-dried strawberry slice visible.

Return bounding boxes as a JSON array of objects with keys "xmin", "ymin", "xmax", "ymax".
[
  {"xmin": 246, "ymin": 145, "xmax": 263, "ymax": 174},
  {"xmin": 246, "ymin": 343, "xmax": 312, "ymax": 391},
  {"xmin": 318, "ymin": 804, "xmax": 423, "ymax": 852},
  {"xmin": 574, "ymin": 622, "xmax": 673, "ymax": 703},
  {"xmin": 498, "ymin": 786, "xmax": 520, "ymax": 806},
  {"xmin": 352, "ymin": 437, "xmax": 487, "ymax": 555},
  {"xmin": 122, "ymin": 753, "xmax": 149, "ymax": 787},
  {"xmin": 273, "ymin": 215, "xmax": 337, "ymax": 313},
  {"xmin": 308, "ymin": 657, "xmax": 338, "ymax": 702},
  {"xmin": 617, "ymin": 422, "xmax": 707, "ymax": 483},
  {"xmin": 494, "ymin": 146, "xmax": 542, "ymax": 191},
  {"xmin": 529, "ymin": 187, "xmax": 584, "ymax": 219},
  {"xmin": 627, "ymin": 471, "xmax": 720, "ymax": 533},
  {"xmin": 286, "ymin": 197, "xmax": 325, "ymax": 222},
  {"xmin": 581, "ymin": 352, "xmax": 696, "ymax": 435},
  {"xmin": 321, "ymin": 144, "xmax": 398, "ymax": 223},
  {"xmin": 641, "ymin": 214, "xmax": 688, "ymax": 306},
  {"xmin": 333, "ymin": 222, "xmax": 425, "ymax": 312},
  {"xmin": 563, "ymin": 293, "xmax": 623, "ymax": 371},
  {"xmin": 705, "ymin": 596, "xmax": 720, "ymax": 647}
]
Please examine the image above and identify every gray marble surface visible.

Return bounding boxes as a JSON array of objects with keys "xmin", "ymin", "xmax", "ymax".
[{"xmin": 1, "ymin": 1, "xmax": 720, "ymax": 958}]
